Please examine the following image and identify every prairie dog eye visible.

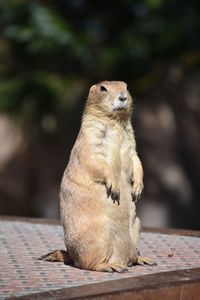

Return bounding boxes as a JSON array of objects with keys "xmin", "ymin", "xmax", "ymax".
[{"xmin": 100, "ymin": 85, "xmax": 107, "ymax": 92}]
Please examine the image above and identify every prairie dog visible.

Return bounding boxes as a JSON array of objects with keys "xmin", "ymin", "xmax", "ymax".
[{"xmin": 41, "ymin": 81, "xmax": 155, "ymax": 272}]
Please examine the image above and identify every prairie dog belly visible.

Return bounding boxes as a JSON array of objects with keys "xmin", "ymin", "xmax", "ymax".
[{"xmin": 103, "ymin": 128, "xmax": 136, "ymax": 228}]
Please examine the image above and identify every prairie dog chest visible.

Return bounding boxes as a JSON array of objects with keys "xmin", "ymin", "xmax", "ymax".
[
  {"xmin": 103, "ymin": 125, "xmax": 133, "ymax": 171},
  {"xmin": 120, "ymin": 129, "xmax": 133, "ymax": 172}
]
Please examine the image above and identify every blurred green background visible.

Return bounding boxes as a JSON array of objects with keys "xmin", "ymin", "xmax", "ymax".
[{"xmin": 0, "ymin": 0, "xmax": 200, "ymax": 229}]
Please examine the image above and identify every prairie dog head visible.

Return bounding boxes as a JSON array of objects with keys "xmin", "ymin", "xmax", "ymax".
[{"xmin": 86, "ymin": 81, "xmax": 133, "ymax": 120}]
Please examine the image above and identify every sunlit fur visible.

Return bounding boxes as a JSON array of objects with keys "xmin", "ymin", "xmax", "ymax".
[{"xmin": 60, "ymin": 81, "xmax": 144, "ymax": 272}]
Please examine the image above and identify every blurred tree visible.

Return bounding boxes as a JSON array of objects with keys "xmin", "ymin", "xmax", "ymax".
[{"xmin": 0, "ymin": 0, "xmax": 200, "ymax": 126}]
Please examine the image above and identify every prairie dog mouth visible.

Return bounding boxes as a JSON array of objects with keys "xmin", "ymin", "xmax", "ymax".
[
  {"xmin": 113, "ymin": 102, "xmax": 128, "ymax": 111},
  {"xmin": 113, "ymin": 106, "xmax": 126, "ymax": 111}
]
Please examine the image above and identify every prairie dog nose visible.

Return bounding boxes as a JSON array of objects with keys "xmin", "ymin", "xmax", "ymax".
[{"xmin": 119, "ymin": 92, "xmax": 127, "ymax": 102}]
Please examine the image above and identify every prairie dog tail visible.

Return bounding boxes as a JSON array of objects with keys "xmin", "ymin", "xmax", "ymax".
[{"xmin": 38, "ymin": 250, "xmax": 72, "ymax": 265}]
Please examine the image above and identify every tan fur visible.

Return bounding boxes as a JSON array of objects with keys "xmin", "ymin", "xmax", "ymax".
[{"xmin": 59, "ymin": 81, "xmax": 144, "ymax": 272}]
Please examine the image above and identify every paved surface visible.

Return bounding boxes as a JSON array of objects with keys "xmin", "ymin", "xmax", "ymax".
[{"xmin": 0, "ymin": 220, "xmax": 200, "ymax": 299}]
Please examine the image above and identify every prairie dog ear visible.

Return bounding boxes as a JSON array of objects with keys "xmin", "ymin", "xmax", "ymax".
[
  {"xmin": 121, "ymin": 81, "xmax": 127, "ymax": 89},
  {"xmin": 89, "ymin": 84, "xmax": 96, "ymax": 94}
]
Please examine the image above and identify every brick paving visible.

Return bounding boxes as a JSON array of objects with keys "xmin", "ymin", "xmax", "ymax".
[{"xmin": 0, "ymin": 220, "xmax": 200, "ymax": 299}]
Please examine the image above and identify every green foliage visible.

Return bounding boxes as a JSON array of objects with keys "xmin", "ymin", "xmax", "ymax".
[{"xmin": 0, "ymin": 0, "xmax": 199, "ymax": 127}]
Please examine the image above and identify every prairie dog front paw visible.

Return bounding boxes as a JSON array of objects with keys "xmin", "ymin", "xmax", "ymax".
[
  {"xmin": 131, "ymin": 181, "xmax": 144, "ymax": 203},
  {"xmin": 105, "ymin": 178, "xmax": 120, "ymax": 205}
]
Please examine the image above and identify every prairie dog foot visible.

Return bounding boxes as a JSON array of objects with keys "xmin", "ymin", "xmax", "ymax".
[
  {"xmin": 105, "ymin": 178, "xmax": 120, "ymax": 205},
  {"xmin": 136, "ymin": 256, "xmax": 157, "ymax": 266},
  {"xmin": 93, "ymin": 262, "xmax": 128, "ymax": 273}
]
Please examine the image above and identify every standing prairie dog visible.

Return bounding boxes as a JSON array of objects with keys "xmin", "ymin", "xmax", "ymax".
[{"xmin": 41, "ymin": 81, "xmax": 155, "ymax": 272}]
